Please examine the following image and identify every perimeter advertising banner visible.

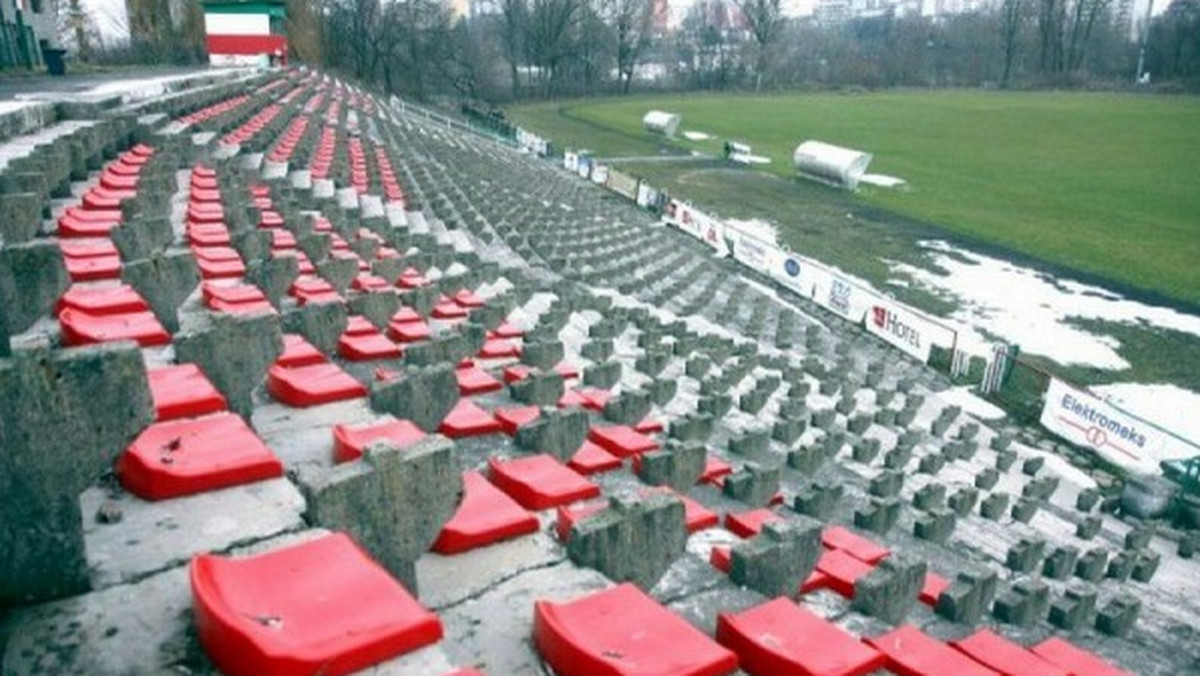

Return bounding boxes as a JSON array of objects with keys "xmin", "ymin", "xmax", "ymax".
[
  {"xmin": 563, "ymin": 151, "xmax": 579, "ymax": 173},
  {"xmin": 663, "ymin": 200, "xmax": 730, "ymax": 257},
  {"xmin": 1039, "ymin": 378, "xmax": 1200, "ymax": 474},
  {"xmin": 864, "ymin": 300, "xmax": 934, "ymax": 362},
  {"xmin": 606, "ymin": 170, "xmax": 640, "ymax": 202},
  {"xmin": 591, "ymin": 163, "xmax": 610, "ymax": 185}
]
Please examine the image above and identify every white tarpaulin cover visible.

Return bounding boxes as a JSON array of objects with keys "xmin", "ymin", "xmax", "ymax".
[
  {"xmin": 643, "ymin": 110, "xmax": 681, "ymax": 137},
  {"xmin": 793, "ymin": 140, "xmax": 873, "ymax": 190},
  {"xmin": 1040, "ymin": 378, "xmax": 1200, "ymax": 475}
]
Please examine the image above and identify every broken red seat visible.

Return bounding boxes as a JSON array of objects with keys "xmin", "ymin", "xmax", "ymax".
[
  {"xmin": 432, "ymin": 297, "xmax": 469, "ymax": 319},
  {"xmin": 57, "ymin": 283, "xmax": 148, "ymax": 316},
  {"xmin": 191, "ymin": 532, "xmax": 443, "ymax": 676},
  {"xmin": 147, "ymin": 364, "xmax": 227, "ymax": 421},
  {"xmin": 491, "ymin": 321, "xmax": 524, "ymax": 339},
  {"xmin": 268, "ymin": 363, "xmax": 367, "ymax": 407},
  {"xmin": 493, "ymin": 405, "xmax": 541, "ymax": 436},
  {"xmin": 432, "ymin": 471, "xmax": 539, "ymax": 554},
  {"xmin": 117, "ymin": 412, "xmax": 283, "ymax": 500},
  {"xmin": 277, "ymin": 334, "xmax": 326, "ymax": 367},
  {"xmin": 554, "ymin": 499, "xmax": 608, "ymax": 542},
  {"xmin": 439, "ymin": 399, "xmax": 503, "ymax": 438},
  {"xmin": 58, "ymin": 207, "xmax": 121, "ymax": 238},
  {"xmin": 502, "ymin": 364, "xmax": 533, "ymax": 383},
  {"xmin": 822, "ymin": 526, "xmax": 890, "ymax": 564},
  {"xmin": 453, "ymin": 289, "xmax": 486, "ymax": 308},
  {"xmin": 534, "ymin": 583, "xmax": 738, "ymax": 676},
  {"xmin": 1030, "ymin": 637, "xmax": 1132, "ymax": 676},
  {"xmin": 700, "ymin": 456, "xmax": 733, "ymax": 485},
  {"xmin": 478, "ymin": 338, "xmax": 521, "ymax": 359},
  {"xmin": 806, "ymin": 548, "xmax": 875, "ymax": 598},
  {"xmin": 388, "ymin": 318, "xmax": 433, "ymax": 343},
  {"xmin": 920, "ymin": 571, "xmax": 950, "ymax": 606},
  {"xmin": 950, "ymin": 629, "xmax": 1071, "ymax": 676},
  {"xmin": 724, "ymin": 508, "xmax": 782, "ymax": 539},
  {"xmin": 488, "ymin": 454, "xmax": 601, "ymax": 510},
  {"xmin": 332, "ymin": 418, "xmax": 426, "ymax": 463},
  {"xmin": 716, "ymin": 598, "xmax": 886, "ymax": 676},
  {"xmin": 456, "ymin": 365, "xmax": 503, "ymax": 395},
  {"xmin": 193, "ymin": 246, "xmax": 246, "ymax": 279},
  {"xmin": 866, "ymin": 625, "xmax": 1000, "ymax": 676},
  {"xmin": 587, "ymin": 425, "xmax": 660, "ymax": 459},
  {"xmin": 567, "ymin": 440, "xmax": 623, "ymax": 475},
  {"xmin": 635, "ymin": 417, "xmax": 665, "ymax": 434},
  {"xmin": 59, "ymin": 307, "xmax": 170, "ymax": 347},
  {"xmin": 338, "ymin": 331, "xmax": 402, "ymax": 362}
]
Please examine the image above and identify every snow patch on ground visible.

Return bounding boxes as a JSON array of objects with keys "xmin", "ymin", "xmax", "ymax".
[
  {"xmin": 936, "ymin": 386, "xmax": 1008, "ymax": 420},
  {"xmin": 724, "ymin": 218, "xmax": 780, "ymax": 247},
  {"xmin": 1094, "ymin": 383, "xmax": 1200, "ymax": 446},
  {"xmin": 889, "ymin": 240, "xmax": 1200, "ymax": 370},
  {"xmin": 682, "ymin": 130, "xmax": 710, "ymax": 141}
]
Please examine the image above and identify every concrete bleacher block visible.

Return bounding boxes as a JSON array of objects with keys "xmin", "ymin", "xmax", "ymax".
[
  {"xmin": 568, "ymin": 492, "xmax": 687, "ymax": 590},
  {"xmin": 296, "ymin": 435, "xmax": 461, "ymax": 595},
  {"xmin": 919, "ymin": 453, "xmax": 946, "ymax": 475},
  {"xmin": 773, "ymin": 417, "xmax": 807, "ymax": 445},
  {"xmin": 1076, "ymin": 487, "xmax": 1102, "ymax": 512},
  {"xmin": 723, "ymin": 462, "xmax": 781, "ymax": 507},
  {"xmin": 0, "ymin": 240, "xmax": 70, "ymax": 335},
  {"xmin": 852, "ymin": 438, "xmax": 882, "ymax": 464},
  {"xmin": 739, "ymin": 389, "xmax": 770, "ymax": 414},
  {"xmin": 175, "ymin": 311, "xmax": 283, "ymax": 418},
  {"xmin": 980, "ymin": 491, "xmax": 1010, "ymax": 520},
  {"xmin": 282, "ymin": 301, "xmax": 348, "ymax": 354},
  {"xmin": 317, "ymin": 257, "xmax": 361, "ymax": 295},
  {"xmin": 1049, "ymin": 585, "xmax": 1099, "ymax": 631},
  {"xmin": 1023, "ymin": 475, "xmax": 1060, "ymax": 501},
  {"xmin": 579, "ymin": 338, "xmax": 612, "ymax": 362},
  {"xmin": 246, "ymin": 255, "xmax": 300, "ymax": 309},
  {"xmin": 1044, "ymin": 545, "xmax": 1082, "ymax": 580},
  {"xmin": 122, "ymin": 250, "xmax": 199, "ymax": 333},
  {"xmin": 406, "ymin": 333, "xmax": 468, "ymax": 366},
  {"xmin": 1180, "ymin": 532, "xmax": 1199, "ymax": 559},
  {"xmin": 778, "ymin": 397, "xmax": 807, "ymax": 419},
  {"xmin": 370, "ymin": 364, "xmax": 459, "ymax": 433},
  {"xmin": 895, "ymin": 407, "xmax": 918, "ymax": 427},
  {"xmin": 516, "ymin": 408, "xmax": 589, "ymax": 460},
  {"xmin": 823, "ymin": 431, "xmax": 848, "ymax": 456},
  {"xmin": 510, "ymin": 370, "xmax": 566, "ymax": 406},
  {"xmin": 582, "ymin": 360, "xmax": 622, "ymax": 389},
  {"xmin": 1012, "ymin": 497, "xmax": 1040, "ymax": 523},
  {"xmin": 603, "ymin": 388, "xmax": 651, "ymax": 425},
  {"xmin": 521, "ymin": 339, "xmax": 564, "ymax": 370},
  {"xmin": 1106, "ymin": 550, "xmax": 1137, "ymax": 581},
  {"xmin": 1076, "ymin": 514, "xmax": 1103, "ymax": 540},
  {"xmin": 731, "ymin": 517, "xmax": 823, "ymax": 598},
  {"xmin": 348, "ymin": 290, "xmax": 401, "ymax": 330},
  {"xmin": 0, "ymin": 192, "xmax": 42, "ymax": 243},
  {"xmin": 231, "ymin": 229, "xmax": 273, "ymax": 266},
  {"xmin": 685, "ymin": 356, "xmax": 710, "ymax": 378},
  {"xmin": 847, "ymin": 414, "xmax": 873, "ymax": 435},
  {"xmin": 0, "ymin": 343, "xmax": 154, "ymax": 604},
  {"xmin": 1131, "ymin": 549, "xmax": 1161, "ymax": 582},
  {"xmin": 993, "ymin": 577, "xmax": 1050, "ymax": 627},
  {"xmin": 936, "ymin": 567, "xmax": 999, "ymax": 625},
  {"xmin": 935, "ymin": 488, "xmax": 971, "ymax": 519},
  {"xmin": 835, "ymin": 395, "xmax": 856, "ymax": 415},
  {"xmin": 913, "ymin": 483, "xmax": 947, "ymax": 511},
  {"xmin": 995, "ymin": 449, "xmax": 1018, "ymax": 471},
  {"xmin": 649, "ymin": 377, "xmax": 676, "ymax": 406},
  {"xmin": 853, "ymin": 553, "xmax": 927, "ymax": 624},
  {"xmin": 975, "ymin": 467, "xmax": 1001, "ymax": 490},
  {"xmin": 729, "ymin": 429, "xmax": 771, "ymax": 457},
  {"xmin": 1124, "ymin": 523, "xmax": 1156, "ymax": 550},
  {"xmin": 670, "ymin": 412, "xmax": 714, "ymax": 443},
  {"xmin": 1007, "ymin": 537, "xmax": 1047, "ymax": 573},
  {"xmin": 793, "ymin": 482, "xmax": 843, "ymax": 520},
  {"xmin": 638, "ymin": 440, "xmax": 705, "ymax": 492},
  {"xmin": 869, "ymin": 469, "xmax": 905, "ymax": 498},
  {"xmin": 699, "ymin": 393, "xmax": 734, "ymax": 419},
  {"xmin": 1076, "ymin": 547, "xmax": 1109, "ymax": 582},
  {"xmin": 854, "ymin": 497, "xmax": 902, "ymax": 534},
  {"xmin": 914, "ymin": 508, "xmax": 957, "ymax": 543},
  {"xmin": 884, "ymin": 446, "xmax": 914, "ymax": 470},
  {"xmin": 1096, "ymin": 594, "xmax": 1141, "ymax": 637},
  {"xmin": 1023, "ymin": 456, "xmax": 1046, "ymax": 476},
  {"xmin": 788, "ymin": 445, "xmax": 826, "ymax": 476},
  {"xmin": 111, "ymin": 216, "xmax": 173, "ymax": 262}
]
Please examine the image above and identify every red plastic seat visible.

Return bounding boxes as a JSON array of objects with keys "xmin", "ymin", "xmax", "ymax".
[
  {"xmin": 453, "ymin": 289, "xmax": 486, "ymax": 308},
  {"xmin": 59, "ymin": 307, "xmax": 170, "ymax": 347},
  {"xmin": 866, "ymin": 625, "xmax": 1000, "ymax": 676},
  {"xmin": 57, "ymin": 284, "xmax": 148, "ymax": 316},
  {"xmin": 338, "ymin": 331, "xmax": 402, "ymax": 361},
  {"xmin": 193, "ymin": 246, "xmax": 246, "ymax": 279},
  {"xmin": 352, "ymin": 274, "xmax": 390, "ymax": 292},
  {"xmin": 806, "ymin": 548, "xmax": 877, "ymax": 598},
  {"xmin": 388, "ymin": 318, "xmax": 433, "ymax": 343},
  {"xmin": 188, "ymin": 203, "xmax": 225, "ymax": 224},
  {"xmin": 202, "ymin": 282, "xmax": 269, "ymax": 309},
  {"xmin": 478, "ymin": 338, "xmax": 521, "ymax": 359},
  {"xmin": 58, "ymin": 207, "xmax": 121, "ymax": 238},
  {"xmin": 635, "ymin": 417, "xmax": 665, "ymax": 434},
  {"xmin": 502, "ymin": 364, "xmax": 532, "ymax": 383},
  {"xmin": 59, "ymin": 238, "xmax": 118, "ymax": 259},
  {"xmin": 950, "ymin": 629, "xmax": 1072, "ymax": 676},
  {"xmin": 191, "ymin": 532, "xmax": 443, "ymax": 676},
  {"xmin": 493, "ymin": 405, "xmax": 541, "ymax": 436},
  {"xmin": 277, "ymin": 334, "xmax": 326, "ymax": 367},
  {"xmin": 289, "ymin": 276, "xmax": 342, "ymax": 305},
  {"xmin": 710, "ymin": 546, "xmax": 732, "ymax": 573},
  {"xmin": 557, "ymin": 389, "xmax": 590, "ymax": 409},
  {"xmin": 116, "ymin": 412, "xmax": 283, "ymax": 500},
  {"xmin": 700, "ymin": 456, "xmax": 733, "ymax": 485},
  {"xmin": 488, "ymin": 454, "xmax": 601, "ymax": 510},
  {"xmin": 189, "ymin": 224, "xmax": 232, "ymax": 247},
  {"xmin": 63, "ymin": 251, "xmax": 121, "ymax": 281},
  {"xmin": 534, "ymin": 583, "xmax": 738, "ymax": 676},
  {"xmin": 491, "ymin": 321, "xmax": 524, "ymax": 339},
  {"xmin": 332, "ymin": 419, "xmax": 426, "ymax": 464},
  {"xmin": 439, "ymin": 399, "xmax": 503, "ymax": 438},
  {"xmin": 567, "ymin": 440, "xmax": 623, "ymax": 475},
  {"xmin": 431, "ymin": 297, "xmax": 469, "ymax": 319},
  {"xmin": 578, "ymin": 388, "xmax": 611, "ymax": 411},
  {"xmin": 554, "ymin": 363, "xmax": 580, "ymax": 380},
  {"xmin": 268, "ymin": 363, "xmax": 367, "ymax": 407},
  {"xmin": 397, "ymin": 268, "xmax": 428, "ymax": 288},
  {"xmin": 724, "ymin": 508, "xmax": 781, "ymax": 539},
  {"xmin": 431, "ymin": 471, "xmax": 539, "ymax": 554},
  {"xmin": 587, "ymin": 425, "xmax": 660, "ymax": 458},
  {"xmin": 147, "ymin": 364, "xmax": 227, "ymax": 421},
  {"xmin": 822, "ymin": 526, "xmax": 890, "ymax": 564},
  {"xmin": 456, "ymin": 365, "xmax": 503, "ymax": 395},
  {"xmin": 716, "ymin": 598, "xmax": 886, "ymax": 676},
  {"xmin": 1030, "ymin": 637, "xmax": 1132, "ymax": 676}
]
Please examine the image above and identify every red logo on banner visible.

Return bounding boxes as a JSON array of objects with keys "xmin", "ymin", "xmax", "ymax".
[
  {"xmin": 872, "ymin": 306, "xmax": 887, "ymax": 328},
  {"xmin": 706, "ymin": 226, "xmax": 717, "ymax": 242}
]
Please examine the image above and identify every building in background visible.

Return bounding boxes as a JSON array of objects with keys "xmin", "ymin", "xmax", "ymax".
[
  {"xmin": 202, "ymin": 0, "xmax": 286, "ymax": 67},
  {"xmin": 1, "ymin": 0, "xmax": 57, "ymax": 68}
]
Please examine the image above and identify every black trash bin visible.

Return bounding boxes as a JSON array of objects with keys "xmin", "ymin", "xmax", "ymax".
[{"xmin": 43, "ymin": 48, "xmax": 67, "ymax": 76}]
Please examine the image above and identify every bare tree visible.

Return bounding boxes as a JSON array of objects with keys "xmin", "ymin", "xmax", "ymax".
[
  {"xmin": 527, "ymin": 0, "xmax": 584, "ymax": 95},
  {"xmin": 736, "ymin": 0, "xmax": 784, "ymax": 90},
  {"xmin": 1000, "ymin": 0, "xmax": 1025, "ymax": 86},
  {"xmin": 603, "ymin": 0, "xmax": 655, "ymax": 93},
  {"xmin": 498, "ymin": 0, "xmax": 529, "ymax": 98}
]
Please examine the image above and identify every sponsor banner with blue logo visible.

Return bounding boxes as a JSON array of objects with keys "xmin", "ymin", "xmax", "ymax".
[
  {"xmin": 1040, "ymin": 378, "xmax": 1200, "ymax": 475},
  {"xmin": 863, "ymin": 300, "xmax": 935, "ymax": 363}
]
